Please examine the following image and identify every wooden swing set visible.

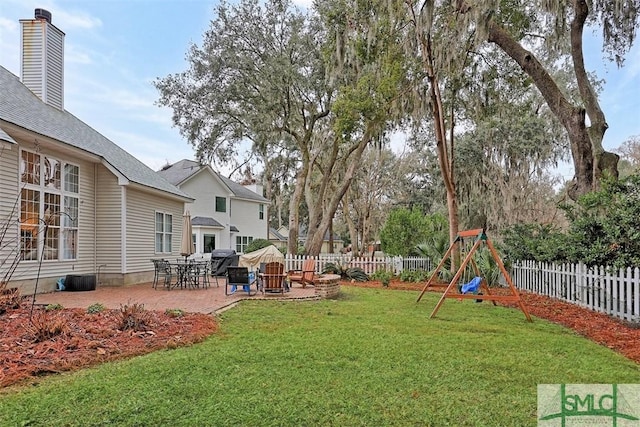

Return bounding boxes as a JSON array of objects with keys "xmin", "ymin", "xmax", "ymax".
[{"xmin": 416, "ymin": 228, "xmax": 532, "ymax": 322}]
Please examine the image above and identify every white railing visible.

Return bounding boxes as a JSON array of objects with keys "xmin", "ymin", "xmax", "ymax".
[
  {"xmin": 284, "ymin": 254, "xmax": 431, "ymax": 275},
  {"xmin": 511, "ymin": 260, "xmax": 640, "ymax": 323}
]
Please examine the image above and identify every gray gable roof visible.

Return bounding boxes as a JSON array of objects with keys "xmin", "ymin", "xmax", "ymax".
[
  {"xmin": 0, "ymin": 66, "xmax": 190, "ymax": 200},
  {"xmin": 0, "ymin": 126, "xmax": 16, "ymax": 144},
  {"xmin": 192, "ymin": 216, "xmax": 223, "ymax": 227},
  {"xmin": 269, "ymin": 227, "xmax": 287, "ymax": 241},
  {"xmin": 158, "ymin": 159, "xmax": 269, "ymax": 203}
]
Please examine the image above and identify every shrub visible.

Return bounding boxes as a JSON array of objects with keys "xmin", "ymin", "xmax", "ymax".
[
  {"xmin": 475, "ymin": 248, "xmax": 507, "ymax": 286},
  {"xmin": 427, "ymin": 267, "xmax": 455, "ymax": 284},
  {"xmin": 165, "ymin": 308, "xmax": 184, "ymax": 318},
  {"xmin": 502, "ymin": 174, "xmax": 640, "ymax": 269},
  {"xmin": 0, "ymin": 288, "xmax": 22, "ymax": 315},
  {"xmin": 87, "ymin": 303, "xmax": 106, "ymax": 314},
  {"xmin": 244, "ymin": 239, "xmax": 274, "ymax": 254},
  {"xmin": 116, "ymin": 302, "xmax": 151, "ymax": 331},
  {"xmin": 399, "ymin": 269, "xmax": 429, "ymax": 283},
  {"xmin": 370, "ymin": 269, "xmax": 394, "ymax": 286},
  {"xmin": 501, "ymin": 223, "xmax": 569, "ymax": 263},
  {"xmin": 45, "ymin": 303, "xmax": 64, "ymax": 311},
  {"xmin": 322, "ymin": 263, "xmax": 369, "ymax": 281},
  {"xmin": 27, "ymin": 311, "xmax": 69, "ymax": 343},
  {"xmin": 379, "ymin": 207, "xmax": 431, "ymax": 257}
]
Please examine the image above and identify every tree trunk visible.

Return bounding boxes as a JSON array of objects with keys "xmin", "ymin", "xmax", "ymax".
[
  {"xmin": 328, "ymin": 220, "xmax": 334, "ymax": 254},
  {"xmin": 306, "ymin": 131, "xmax": 371, "ymax": 255},
  {"xmin": 418, "ymin": 26, "xmax": 461, "ymax": 266},
  {"xmin": 487, "ymin": 12, "xmax": 618, "ymax": 200},
  {"xmin": 342, "ymin": 195, "xmax": 359, "ymax": 256},
  {"xmin": 570, "ymin": 0, "xmax": 619, "ymax": 185},
  {"xmin": 287, "ymin": 162, "xmax": 308, "ymax": 255}
]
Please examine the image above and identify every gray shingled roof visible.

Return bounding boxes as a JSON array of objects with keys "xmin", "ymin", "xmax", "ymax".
[
  {"xmin": 158, "ymin": 159, "xmax": 269, "ymax": 203},
  {"xmin": 0, "ymin": 126, "xmax": 16, "ymax": 144},
  {"xmin": 0, "ymin": 66, "xmax": 190, "ymax": 199},
  {"xmin": 192, "ymin": 216, "xmax": 223, "ymax": 227},
  {"xmin": 269, "ymin": 227, "xmax": 287, "ymax": 241}
]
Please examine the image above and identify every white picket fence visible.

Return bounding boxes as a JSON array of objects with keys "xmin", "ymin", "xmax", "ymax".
[
  {"xmin": 284, "ymin": 254, "xmax": 431, "ymax": 275},
  {"xmin": 511, "ymin": 260, "xmax": 640, "ymax": 323}
]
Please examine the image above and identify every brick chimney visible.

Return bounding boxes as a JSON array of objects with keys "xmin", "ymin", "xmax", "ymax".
[{"xmin": 20, "ymin": 9, "xmax": 65, "ymax": 110}]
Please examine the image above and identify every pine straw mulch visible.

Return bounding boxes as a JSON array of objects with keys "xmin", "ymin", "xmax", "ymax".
[
  {"xmin": 2, "ymin": 280, "xmax": 639, "ymax": 390},
  {"xmin": 344, "ymin": 280, "xmax": 640, "ymax": 364},
  {"xmin": 1, "ymin": 303, "xmax": 217, "ymax": 389}
]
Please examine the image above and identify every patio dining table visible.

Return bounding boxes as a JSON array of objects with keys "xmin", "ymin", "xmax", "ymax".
[{"xmin": 166, "ymin": 260, "xmax": 210, "ymax": 289}]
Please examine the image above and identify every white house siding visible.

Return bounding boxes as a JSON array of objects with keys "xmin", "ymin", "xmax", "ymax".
[
  {"xmin": 43, "ymin": 23, "xmax": 64, "ymax": 110},
  {"xmin": 231, "ymin": 198, "xmax": 268, "ymax": 251},
  {"xmin": 20, "ymin": 21, "xmax": 46, "ymax": 102},
  {"xmin": 2, "ymin": 145, "xmax": 97, "ymax": 293},
  {"xmin": 181, "ymin": 171, "xmax": 232, "ymax": 249},
  {"xmin": 0, "ymin": 144, "xmax": 20, "ymax": 284},
  {"xmin": 20, "ymin": 18, "xmax": 65, "ymax": 110},
  {"xmin": 124, "ymin": 187, "xmax": 183, "ymax": 284},
  {"xmin": 95, "ymin": 165, "xmax": 123, "ymax": 284}
]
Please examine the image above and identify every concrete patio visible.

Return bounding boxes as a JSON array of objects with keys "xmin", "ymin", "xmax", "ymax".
[{"xmin": 33, "ymin": 280, "xmax": 320, "ymax": 315}]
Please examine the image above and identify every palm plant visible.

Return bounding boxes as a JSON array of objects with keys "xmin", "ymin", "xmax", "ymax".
[
  {"xmin": 413, "ymin": 228, "xmax": 452, "ymax": 282},
  {"xmin": 322, "ymin": 262, "xmax": 369, "ymax": 281},
  {"xmin": 475, "ymin": 247, "xmax": 509, "ymax": 286}
]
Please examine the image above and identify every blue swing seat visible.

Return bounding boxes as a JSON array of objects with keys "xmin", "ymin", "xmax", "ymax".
[{"xmin": 460, "ymin": 276, "xmax": 482, "ymax": 294}]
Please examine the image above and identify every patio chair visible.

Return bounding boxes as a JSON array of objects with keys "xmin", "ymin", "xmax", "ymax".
[
  {"xmin": 261, "ymin": 262, "xmax": 287, "ymax": 295},
  {"xmin": 226, "ymin": 266, "xmax": 258, "ymax": 296},
  {"xmin": 151, "ymin": 258, "xmax": 164, "ymax": 289},
  {"xmin": 184, "ymin": 261, "xmax": 210, "ymax": 289},
  {"xmin": 196, "ymin": 261, "xmax": 211, "ymax": 288},
  {"xmin": 161, "ymin": 260, "xmax": 174, "ymax": 289},
  {"xmin": 287, "ymin": 258, "xmax": 316, "ymax": 288}
]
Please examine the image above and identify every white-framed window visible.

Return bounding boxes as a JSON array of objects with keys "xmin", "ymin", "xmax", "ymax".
[
  {"xmin": 19, "ymin": 150, "xmax": 79, "ymax": 261},
  {"xmin": 259, "ymin": 204, "xmax": 264, "ymax": 220},
  {"xmin": 235, "ymin": 235, "xmax": 253, "ymax": 253},
  {"xmin": 155, "ymin": 212, "xmax": 173, "ymax": 253},
  {"xmin": 215, "ymin": 196, "xmax": 226, "ymax": 213}
]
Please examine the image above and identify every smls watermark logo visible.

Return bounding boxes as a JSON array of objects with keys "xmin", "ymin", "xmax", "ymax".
[{"xmin": 538, "ymin": 384, "xmax": 640, "ymax": 426}]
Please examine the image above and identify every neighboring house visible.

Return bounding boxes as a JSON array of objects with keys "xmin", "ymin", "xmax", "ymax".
[
  {"xmin": 157, "ymin": 159, "xmax": 270, "ymax": 254},
  {"xmin": 0, "ymin": 10, "xmax": 192, "ymax": 294},
  {"xmin": 275, "ymin": 226, "xmax": 344, "ymax": 254},
  {"xmin": 268, "ymin": 227, "xmax": 287, "ymax": 251}
]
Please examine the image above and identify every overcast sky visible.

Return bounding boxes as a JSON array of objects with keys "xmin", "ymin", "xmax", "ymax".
[{"xmin": 1, "ymin": 0, "xmax": 638, "ymax": 181}]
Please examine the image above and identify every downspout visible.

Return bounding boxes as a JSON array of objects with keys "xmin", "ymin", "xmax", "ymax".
[
  {"xmin": 228, "ymin": 196, "xmax": 232, "ymax": 250},
  {"xmin": 94, "ymin": 163, "xmax": 97, "ymax": 275},
  {"xmin": 121, "ymin": 186, "xmax": 126, "ymax": 275},
  {"xmin": 266, "ymin": 204, "xmax": 269, "ymax": 243}
]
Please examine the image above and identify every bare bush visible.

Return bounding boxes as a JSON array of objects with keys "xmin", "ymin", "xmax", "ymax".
[
  {"xmin": 0, "ymin": 288, "xmax": 22, "ymax": 315},
  {"xmin": 117, "ymin": 302, "xmax": 151, "ymax": 331},
  {"xmin": 27, "ymin": 310, "xmax": 70, "ymax": 343}
]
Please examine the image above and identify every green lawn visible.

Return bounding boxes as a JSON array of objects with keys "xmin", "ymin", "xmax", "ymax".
[{"xmin": 2, "ymin": 286, "xmax": 639, "ymax": 426}]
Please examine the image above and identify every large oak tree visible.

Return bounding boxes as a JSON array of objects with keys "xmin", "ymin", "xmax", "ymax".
[{"xmin": 463, "ymin": 0, "xmax": 639, "ymax": 199}]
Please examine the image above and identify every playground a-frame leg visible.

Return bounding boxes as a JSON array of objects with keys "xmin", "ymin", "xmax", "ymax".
[{"xmin": 416, "ymin": 229, "xmax": 532, "ymax": 322}]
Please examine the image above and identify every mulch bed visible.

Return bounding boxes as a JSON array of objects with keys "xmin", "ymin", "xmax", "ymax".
[
  {"xmin": 0, "ymin": 304, "xmax": 217, "ymax": 389},
  {"xmin": 2, "ymin": 280, "xmax": 638, "ymax": 389}
]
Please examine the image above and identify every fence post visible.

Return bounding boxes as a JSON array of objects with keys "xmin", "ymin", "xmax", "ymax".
[
  {"xmin": 577, "ymin": 262, "xmax": 585, "ymax": 307},
  {"xmin": 633, "ymin": 267, "xmax": 640, "ymax": 322},
  {"xmin": 625, "ymin": 267, "xmax": 638, "ymax": 320}
]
